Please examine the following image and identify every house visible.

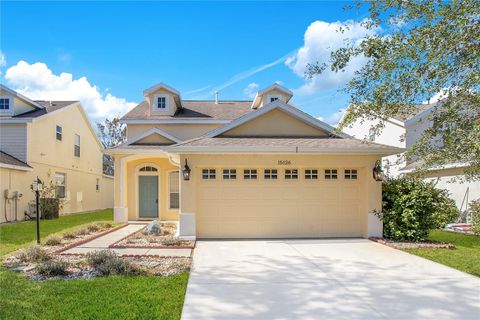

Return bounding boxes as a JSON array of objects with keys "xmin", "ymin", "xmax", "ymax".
[
  {"xmin": 342, "ymin": 102, "xmax": 480, "ymax": 212},
  {"xmin": 108, "ymin": 83, "xmax": 402, "ymax": 239},
  {"xmin": 0, "ymin": 85, "xmax": 114, "ymax": 223},
  {"xmin": 401, "ymin": 106, "xmax": 480, "ymax": 212}
]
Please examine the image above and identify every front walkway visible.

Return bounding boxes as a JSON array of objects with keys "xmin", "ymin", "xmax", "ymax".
[
  {"xmin": 182, "ymin": 239, "xmax": 480, "ymax": 320},
  {"xmin": 61, "ymin": 223, "xmax": 191, "ymax": 257}
]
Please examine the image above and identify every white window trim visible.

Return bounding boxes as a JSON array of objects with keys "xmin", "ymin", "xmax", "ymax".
[
  {"xmin": 324, "ymin": 169, "xmax": 338, "ymax": 180},
  {"xmin": 267, "ymin": 94, "xmax": 282, "ymax": 103},
  {"xmin": 201, "ymin": 168, "xmax": 216, "ymax": 180},
  {"xmin": 264, "ymin": 169, "xmax": 278, "ymax": 180},
  {"xmin": 243, "ymin": 169, "xmax": 257, "ymax": 180},
  {"xmin": 0, "ymin": 96, "xmax": 13, "ymax": 114},
  {"xmin": 55, "ymin": 172, "xmax": 67, "ymax": 199},
  {"xmin": 167, "ymin": 170, "xmax": 180, "ymax": 210},
  {"xmin": 284, "ymin": 169, "xmax": 299, "ymax": 180},
  {"xmin": 153, "ymin": 94, "xmax": 169, "ymax": 111},
  {"xmin": 305, "ymin": 169, "xmax": 319, "ymax": 180},
  {"xmin": 56, "ymin": 125, "xmax": 62, "ymax": 141},
  {"xmin": 222, "ymin": 169, "xmax": 237, "ymax": 180},
  {"xmin": 344, "ymin": 169, "xmax": 358, "ymax": 180},
  {"xmin": 74, "ymin": 134, "xmax": 81, "ymax": 157}
]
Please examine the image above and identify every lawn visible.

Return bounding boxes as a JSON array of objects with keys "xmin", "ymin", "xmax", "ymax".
[
  {"xmin": 406, "ymin": 230, "xmax": 480, "ymax": 277},
  {"xmin": 0, "ymin": 209, "xmax": 190, "ymax": 319},
  {"xmin": 0, "ymin": 209, "xmax": 113, "ymax": 256}
]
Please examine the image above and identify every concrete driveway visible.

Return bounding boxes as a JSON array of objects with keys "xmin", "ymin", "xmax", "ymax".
[{"xmin": 182, "ymin": 239, "xmax": 480, "ymax": 320}]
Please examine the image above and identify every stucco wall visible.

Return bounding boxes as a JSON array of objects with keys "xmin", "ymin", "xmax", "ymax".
[
  {"xmin": 0, "ymin": 123, "xmax": 28, "ymax": 162},
  {"xmin": 127, "ymin": 123, "xmax": 221, "ymax": 141}
]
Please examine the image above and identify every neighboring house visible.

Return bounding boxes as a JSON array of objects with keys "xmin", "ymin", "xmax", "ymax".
[
  {"xmin": 0, "ymin": 85, "xmax": 114, "ymax": 223},
  {"xmin": 107, "ymin": 83, "xmax": 402, "ymax": 239},
  {"xmin": 401, "ymin": 106, "xmax": 480, "ymax": 211}
]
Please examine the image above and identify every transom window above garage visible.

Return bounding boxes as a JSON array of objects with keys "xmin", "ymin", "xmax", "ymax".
[
  {"xmin": 344, "ymin": 169, "xmax": 358, "ymax": 180},
  {"xmin": 139, "ymin": 166, "xmax": 158, "ymax": 172},
  {"xmin": 305, "ymin": 169, "xmax": 318, "ymax": 179},
  {"xmin": 264, "ymin": 169, "xmax": 278, "ymax": 180},
  {"xmin": 284, "ymin": 169, "xmax": 298, "ymax": 180},
  {"xmin": 223, "ymin": 169, "xmax": 237, "ymax": 180},
  {"xmin": 324, "ymin": 169, "xmax": 338, "ymax": 180},
  {"xmin": 202, "ymin": 169, "xmax": 216, "ymax": 179},
  {"xmin": 243, "ymin": 169, "xmax": 257, "ymax": 180}
]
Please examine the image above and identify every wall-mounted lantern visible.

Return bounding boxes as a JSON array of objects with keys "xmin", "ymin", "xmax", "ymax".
[
  {"xmin": 182, "ymin": 159, "xmax": 191, "ymax": 181},
  {"xmin": 372, "ymin": 160, "xmax": 383, "ymax": 181}
]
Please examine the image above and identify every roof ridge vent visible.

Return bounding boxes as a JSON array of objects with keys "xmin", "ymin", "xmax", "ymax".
[{"xmin": 215, "ymin": 91, "xmax": 219, "ymax": 104}]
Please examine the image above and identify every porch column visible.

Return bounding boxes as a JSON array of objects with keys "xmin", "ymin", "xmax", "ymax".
[
  {"xmin": 177, "ymin": 154, "xmax": 196, "ymax": 239},
  {"xmin": 366, "ymin": 158, "xmax": 383, "ymax": 238},
  {"xmin": 114, "ymin": 155, "xmax": 128, "ymax": 223}
]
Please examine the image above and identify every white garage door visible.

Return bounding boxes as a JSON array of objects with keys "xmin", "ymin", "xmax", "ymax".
[{"xmin": 196, "ymin": 168, "xmax": 363, "ymax": 238}]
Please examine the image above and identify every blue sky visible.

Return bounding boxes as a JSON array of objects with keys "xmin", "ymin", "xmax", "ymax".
[{"xmin": 0, "ymin": 1, "xmax": 372, "ymax": 123}]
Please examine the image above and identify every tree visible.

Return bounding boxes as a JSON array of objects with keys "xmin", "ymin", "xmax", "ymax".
[
  {"xmin": 306, "ymin": 0, "xmax": 480, "ymax": 180},
  {"xmin": 96, "ymin": 117, "xmax": 126, "ymax": 175}
]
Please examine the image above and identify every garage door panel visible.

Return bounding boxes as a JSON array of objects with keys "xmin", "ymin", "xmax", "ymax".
[{"xmin": 198, "ymin": 186, "xmax": 219, "ymax": 200}]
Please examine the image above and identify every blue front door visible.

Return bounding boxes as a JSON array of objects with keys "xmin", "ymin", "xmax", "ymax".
[{"xmin": 139, "ymin": 175, "xmax": 158, "ymax": 218}]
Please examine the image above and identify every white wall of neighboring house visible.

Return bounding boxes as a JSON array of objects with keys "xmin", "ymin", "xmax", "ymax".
[{"xmin": 342, "ymin": 116, "xmax": 405, "ymax": 177}]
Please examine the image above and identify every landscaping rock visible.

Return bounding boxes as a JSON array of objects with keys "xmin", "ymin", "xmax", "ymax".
[{"xmin": 145, "ymin": 221, "xmax": 162, "ymax": 234}]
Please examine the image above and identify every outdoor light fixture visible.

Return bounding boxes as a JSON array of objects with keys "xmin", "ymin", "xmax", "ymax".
[
  {"xmin": 182, "ymin": 159, "xmax": 191, "ymax": 181},
  {"xmin": 372, "ymin": 160, "xmax": 383, "ymax": 181}
]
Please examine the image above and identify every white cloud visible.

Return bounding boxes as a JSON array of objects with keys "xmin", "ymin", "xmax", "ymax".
[
  {"xmin": 0, "ymin": 51, "xmax": 6, "ymax": 67},
  {"xmin": 286, "ymin": 20, "xmax": 378, "ymax": 95},
  {"xmin": 317, "ymin": 108, "xmax": 346, "ymax": 126},
  {"xmin": 4, "ymin": 61, "xmax": 136, "ymax": 121},
  {"xmin": 243, "ymin": 82, "xmax": 259, "ymax": 99}
]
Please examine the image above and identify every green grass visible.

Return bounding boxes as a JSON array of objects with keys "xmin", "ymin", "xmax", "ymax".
[
  {"xmin": 406, "ymin": 230, "xmax": 480, "ymax": 277},
  {"xmin": 0, "ymin": 209, "xmax": 113, "ymax": 256},
  {"xmin": 0, "ymin": 267, "xmax": 188, "ymax": 320}
]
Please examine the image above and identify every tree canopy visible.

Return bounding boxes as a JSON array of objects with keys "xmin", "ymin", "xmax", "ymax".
[
  {"xmin": 306, "ymin": 0, "xmax": 480, "ymax": 180},
  {"xmin": 96, "ymin": 117, "xmax": 126, "ymax": 176}
]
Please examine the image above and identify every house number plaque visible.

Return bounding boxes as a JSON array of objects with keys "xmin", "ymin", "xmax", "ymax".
[{"xmin": 277, "ymin": 160, "xmax": 292, "ymax": 165}]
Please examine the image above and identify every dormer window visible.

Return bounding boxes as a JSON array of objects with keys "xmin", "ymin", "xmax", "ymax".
[
  {"xmin": 0, "ymin": 97, "xmax": 10, "ymax": 111},
  {"xmin": 267, "ymin": 95, "xmax": 281, "ymax": 103},
  {"xmin": 155, "ymin": 94, "xmax": 169, "ymax": 110}
]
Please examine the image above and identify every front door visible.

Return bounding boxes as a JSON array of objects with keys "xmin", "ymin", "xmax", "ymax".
[{"xmin": 139, "ymin": 175, "xmax": 158, "ymax": 218}]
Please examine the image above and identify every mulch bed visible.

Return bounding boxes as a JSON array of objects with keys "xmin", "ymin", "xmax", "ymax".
[
  {"xmin": 369, "ymin": 237, "xmax": 455, "ymax": 250},
  {"xmin": 109, "ymin": 223, "xmax": 195, "ymax": 249}
]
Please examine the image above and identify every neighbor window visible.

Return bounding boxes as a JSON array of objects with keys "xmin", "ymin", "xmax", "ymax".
[
  {"xmin": 74, "ymin": 134, "xmax": 81, "ymax": 157},
  {"xmin": 344, "ymin": 169, "xmax": 358, "ymax": 180},
  {"xmin": 223, "ymin": 169, "xmax": 237, "ymax": 180},
  {"xmin": 264, "ymin": 169, "xmax": 278, "ymax": 180},
  {"xmin": 368, "ymin": 128, "xmax": 376, "ymax": 142},
  {"xmin": 156, "ymin": 95, "xmax": 168, "ymax": 109},
  {"xmin": 202, "ymin": 169, "xmax": 216, "ymax": 180},
  {"xmin": 55, "ymin": 173, "xmax": 66, "ymax": 198},
  {"xmin": 96, "ymin": 178, "xmax": 100, "ymax": 191},
  {"xmin": 56, "ymin": 125, "xmax": 62, "ymax": 141},
  {"xmin": 284, "ymin": 169, "xmax": 298, "ymax": 180},
  {"xmin": 243, "ymin": 169, "xmax": 257, "ymax": 180},
  {"xmin": 169, "ymin": 171, "xmax": 180, "ymax": 209},
  {"xmin": 324, "ymin": 169, "xmax": 338, "ymax": 180},
  {"xmin": 0, "ymin": 98, "xmax": 10, "ymax": 110},
  {"xmin": 305, "ymin": 169, "xmax": 318, "ymax": 180}
]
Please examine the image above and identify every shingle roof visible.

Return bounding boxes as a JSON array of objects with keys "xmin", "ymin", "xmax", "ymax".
[
  {"xmin": 169, "ymin": 137, "xmax": 404, "ymax": 154},
  {"xmin": 391, "ymin": 103, "xmax": 437, "ymax": 122},
  {"xmin": 12, "ymin": 101, "xmax": 77, "ymax": 119},
  {"xmin": 121, "ymin": 100, "xmax": 254, "ymax": 121},
  {"xmin": 0, "ymin": 150, "xmax": 31, "ymax": 168}
]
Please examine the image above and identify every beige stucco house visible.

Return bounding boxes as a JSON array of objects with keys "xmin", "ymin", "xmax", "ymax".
[
  {"xmin": 0, "ymin": 85, "xmax": 113, "ymax": 223},
  {"xmin": 108, "ymin": 83, "xmax": 402, "ymax": 239}
]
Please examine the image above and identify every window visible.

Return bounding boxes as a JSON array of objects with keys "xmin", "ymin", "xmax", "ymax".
[
  {"xmin": 55, "ymin": 173, "xmax": 66, "ymax": 198},
  {"xmin": 324, "ymin": 169, "xmax": 338, "ymax": 180},
  {"xmin": 284, "ymin": 169, "xmax": 298, "ymax": 180},
  {"xmin": 0, "ymin": 98, "xmax": 10, "ymax": 110},
  {"xmin": 74, "ymin": 134, "xmax": 81, "ymax": 157},
  {"xmin": 154, "ymin": 94, "xmax": 169, "ymax": 110},
  {"xmin": 157, "ymin": 96, "xmax": 166, "ymax": 109},
  {"xmin": 305, "ymin": 169, "xmax": 318, "ymax": 180},
  {"xmin": 169, "ymin": 171, "xmax": 180, "ymax": 209},
  {"xmin": 368, "ymin": 128, "xmax": 376, "ymax": 142},
  {"xmin": 139, "ymin": 166, "xmax": 158, "ymax": 172},
  {"xmin": 56, "ymin": 125, "xmax": 62, "ymax": 141},
  {"xmin": 344, "ymin": 169, "xmax": 358, "ymax": 180},
  {"xmin": 267, "ymin": 95, "xmax": 281, "ymax": 103},
  {"xmin": 96, "ymin": 178, "xmax": 100, "ymax": 191},
  {"xmin": 264, "ymin": 169, "xmax": 278, "ymax": 180},
  {"xmin": 223, "ymin": 169, "xmax": 237, "ymax": 180},
  {"xmin": 202, "ymin": 169, "xmax": 216, "ymax": 180},
  {"xmin": 243, "ymin": 169, "xmax": 257, "ymax": 180}
]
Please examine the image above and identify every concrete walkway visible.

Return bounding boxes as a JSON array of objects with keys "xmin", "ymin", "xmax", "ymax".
[
  {"xmin": 61, "ymin": 224, "xmax": 191, "ymax": 257},
  {"xmin": 182, "ymin": 239, "xmax": 480, "ymax": 320}
]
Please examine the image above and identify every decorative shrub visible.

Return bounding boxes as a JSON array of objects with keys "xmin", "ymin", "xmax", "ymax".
[
  {"xmin": 162, "ymin": 239, "xmax": 184, "ymax": 246},
  {"xmin": 470, "ymin": 199, "xmax": 480, "ymax": 235},
  {"xmin": 96, "ymin": 222, "xmax": 112, "ymax": 229},
  {"xmin": 74, "ymin": 227, "xmax": 90, "ymax": 236},
  {"xmin": 37, "ymin": 260, "xmax": 69, "ymax": 277},
  {"xmin": 44, "ymin": 235, "xmax": 62, "ymax": 246},
  {"xmin": 86, "ymin": 224, "xmax": 101, "ymax": 233},
  {"xmin": 62, "ymin": 231, "xmax": 77, "ymax": 239},
  {"xmin": 86, "ymin": 250, "xmax": 144, "ymax": 276},
  {"xmin": 17, "ymin": 245, "xmax": 50, "ymax": 262},
  {"xmin": 378, "ymin": 177, "xmax": 459, "ymax": 241}
]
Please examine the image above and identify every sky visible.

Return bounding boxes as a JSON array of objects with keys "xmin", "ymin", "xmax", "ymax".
[{"xmin": 0, "ymin": 1, "xmax": 374, "ymax": 125}]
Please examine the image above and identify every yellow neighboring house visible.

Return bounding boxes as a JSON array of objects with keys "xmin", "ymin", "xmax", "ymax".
[
  {"xmin": 108, "ymin": 83, "xmax": 403, "ymax": 239},
  {"xmin": 0, "ymin": 84, "xmax": 113, "ymax": 223}
]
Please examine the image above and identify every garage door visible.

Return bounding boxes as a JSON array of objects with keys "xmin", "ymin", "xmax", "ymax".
[{"xmin": 196, "ymin": 168, "xmax": 363, "ymax": 238}]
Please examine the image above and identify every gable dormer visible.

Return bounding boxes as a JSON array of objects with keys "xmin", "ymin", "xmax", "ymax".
[
  {"xmin": 143, "ymin": 83, "xmax": 183, "ymax": 116},
  {"xmin": 0, "ymin": 84, "xmax": 43, "ymax": 117},
  {"xmin": 251, "ymin": 83, "xmax": 293, "ymax": 109}
]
